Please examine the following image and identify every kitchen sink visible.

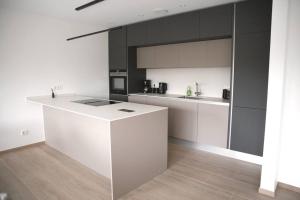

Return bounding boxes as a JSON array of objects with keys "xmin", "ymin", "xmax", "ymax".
[{"xmin": 178, "ymin": 96, "xmax": 204, "ymax": 100}]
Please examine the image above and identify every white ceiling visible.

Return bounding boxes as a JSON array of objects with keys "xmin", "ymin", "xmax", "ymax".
[{"xmin": 0, "ymin": 0, "xmax": 241, "ymax": 29}]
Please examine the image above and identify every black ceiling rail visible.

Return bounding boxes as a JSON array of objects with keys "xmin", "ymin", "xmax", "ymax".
[
  {"xmin": 66, "ymin": 26, "xmax": 121, "ymax": 41},
  {"xmin": 75, "ymin": 0, "xmax": 105, "ymax": 11}
]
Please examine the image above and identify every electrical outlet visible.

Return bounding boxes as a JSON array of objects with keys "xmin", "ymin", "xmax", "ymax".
[
  {"xmin": 20, "ymin": 130, "xmax": 29, "ymax": 136},
  {"xmin": 53, "ymin": 85, "xmax": 63, "ymax": 91}
]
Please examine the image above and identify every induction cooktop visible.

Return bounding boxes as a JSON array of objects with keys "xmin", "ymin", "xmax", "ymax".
[{"xmin": 72, "ymin": 99, "xmax": 120, "ymax": 107}]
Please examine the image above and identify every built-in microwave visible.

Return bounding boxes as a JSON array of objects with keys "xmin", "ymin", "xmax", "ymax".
[{"xmin": 109, "ymin": 70, "xmax": 127, "ymax": 95}]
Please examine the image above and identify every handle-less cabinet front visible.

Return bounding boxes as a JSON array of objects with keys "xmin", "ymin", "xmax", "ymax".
[
  {"xmin": 197, "ymin": 103, "xmax": 229, "ymax": 148},
  {"xmin": 199, "ymin": 4, "xmax": 234, "ymax": 40},
  {"xmin": 128, "ymin": 95, "xmax": 147, "ymax": 104},
  {"xmin": 230, "ymin": 107, "xmax": 266, "ymax": 156},
  {"xmin": 109, "ymin": 27, "xmax": 127, "ymax": 70},
  {"xmin": 233, "ymin": 32, "xmax": 270, "ymax": 109},
  {"xmin": 167, "ymin": 100, "xmax": 198, "ymax": 142}
]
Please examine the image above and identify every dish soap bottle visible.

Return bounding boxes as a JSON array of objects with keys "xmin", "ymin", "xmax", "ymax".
[{"xmin": 186, "ymin": 86, "xmax": 192, "ymax": 96}]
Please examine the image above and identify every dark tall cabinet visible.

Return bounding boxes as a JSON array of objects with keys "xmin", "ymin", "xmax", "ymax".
[
  {"xmin": 230, "ymin": 0, "xmax": 272, "ymax": 156},
  {"xmin": 109, "ymin": 27, "xmax": 127, "ymax": 70}
]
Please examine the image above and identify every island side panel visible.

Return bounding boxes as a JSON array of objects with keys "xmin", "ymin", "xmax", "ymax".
[
  {"xmin": 43, "ymin": 106, "xmax": 112, "ymax": 180},
  {"xmin": 110, "ymin": 109, "xmax": 168, "ymax": 200}
]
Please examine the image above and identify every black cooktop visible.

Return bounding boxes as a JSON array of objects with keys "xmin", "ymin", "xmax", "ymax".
[{"xmin": 73, "ymin": 99, "xmax": 120, "ymax": 107}]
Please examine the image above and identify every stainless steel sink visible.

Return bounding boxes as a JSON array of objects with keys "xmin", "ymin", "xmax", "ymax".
[{"xmin": 178, "ymin": 96, "xmax": 203, "ymax": 100}]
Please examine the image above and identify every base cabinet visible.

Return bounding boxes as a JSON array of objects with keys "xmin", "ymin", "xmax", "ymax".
[
  {"xmin": 197, "ymin": 104, "xmax": 229, "ymax": 148},
  {"xmin": 128, "ymin": 95, "xmax": 147, "ymax": 104},
  {"xmin": 167, "ymin": 100, "xmax": 198, "ymax": 142}
]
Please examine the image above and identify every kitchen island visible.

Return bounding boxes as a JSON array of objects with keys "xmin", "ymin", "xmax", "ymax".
[{"xmin": 28, "ymin": 95, "xmax": 168, "ymax": 200}]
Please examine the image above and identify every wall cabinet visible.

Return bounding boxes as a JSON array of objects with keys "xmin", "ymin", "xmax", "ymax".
[
  {"xmin": 199, "ymin": 4, "xmax": 234, "ymax": 40},
  {"xmin": 109, "ymin": 27, "xmax": 127, "ymax": 70},
  {"xmin": 137, "ymin": 38, "xmax": 232, "ymax": 69},
  {"xmin": 127, "ymin": 22, "xmax": 147, "ymax": 47},
  {"xmin": 127, "ymin": 4, "xmax": 233, "ymax": 47},
  {"xmin": 197, "ymin": 104, "xmax": 229, "ymax": 148},
  {"xmin": 230, "ymin": 107, "xmax": 266, "ymax": 156}
]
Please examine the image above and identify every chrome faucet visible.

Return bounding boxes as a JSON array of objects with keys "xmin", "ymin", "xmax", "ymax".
[{"xmin": 195, "ymin": 82, "xmax": 201, "ymax": 97}]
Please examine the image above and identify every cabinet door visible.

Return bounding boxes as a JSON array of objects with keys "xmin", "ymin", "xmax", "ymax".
[
  {"xmin": 199, "ymin": 4, "xmax": 233, "ymax": 39},
  {"xmin": 168, "ymin": 100, "xmax": 198, "ymax": 142},
  {"xmin": 128, "ymin": 95, "xmax": 147, "ymax": 104},
  {"xmin": 164, "ymin": 11, "xmax": 200, "ymax": 43},
  {"xmin": 127, "ymin": 22, "xmax": 147, "ymax": 46},
  {"xmin": 236, "ymin": 0, "xmax": 272, "ymax": 35},
  {"xmin": 230, "ymin": 107, "xmax": 266, "ymax": 156},
  {"xmin": 198, "ymin": 104, "xmax": 229, "ymax": 148},
  {"xmin": 146, "ymin": 18, "xmax": 166, "ymax": 45},
  {"xmin": 109, "ymin": 27, "xmax": 127, "ymax": 70},
  {"xmin": 233, "ymin": 32, "xmax": 270, "ymax": 109}
]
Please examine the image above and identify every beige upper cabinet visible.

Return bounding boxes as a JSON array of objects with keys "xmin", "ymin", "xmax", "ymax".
[{"xmin": 137, "ymin": 38, "xmax": 232, "ymax": 69}]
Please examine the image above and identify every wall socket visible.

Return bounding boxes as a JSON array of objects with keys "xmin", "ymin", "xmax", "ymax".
[
  {"xmin": 53, "ymin": 85, "xmax": 63, "ymax": 91},
  {"xmin": 20, "ymin": 130, "xmax": 29, "ymax": 136}
]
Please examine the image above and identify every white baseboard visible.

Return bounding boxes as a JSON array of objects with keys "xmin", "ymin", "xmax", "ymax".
[
  {"xmin": 258, "ymin": 188, "xmax": 275, "ymax": 197},
  {"xmin": 169, "ymin": 137, "xmax": 263, "ymax": 165}
]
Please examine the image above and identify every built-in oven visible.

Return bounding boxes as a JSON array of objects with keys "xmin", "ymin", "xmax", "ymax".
[{"xmin": 109, "ymin": 70, "xmax": 127, "ymax": 95}]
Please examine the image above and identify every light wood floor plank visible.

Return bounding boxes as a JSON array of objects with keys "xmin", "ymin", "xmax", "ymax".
[{"xmin": 0, "ymin": 143, "xmax": 299, "ymax": 200}]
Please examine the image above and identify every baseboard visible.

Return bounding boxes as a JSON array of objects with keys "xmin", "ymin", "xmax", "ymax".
[
  {"xmin": 258, "ymin": 188, "xmax": 275, "ymax": 197},
  {"xmin": 169, "ymin": 137, "xmax": 263, "ymax": 165},
  {"xmin": 0, "ymin": 141, "xmax": 45, "ymax": 154},
  {"xmin": 278, "ymin": 182, "xmax": 300, "ymax": 194}
]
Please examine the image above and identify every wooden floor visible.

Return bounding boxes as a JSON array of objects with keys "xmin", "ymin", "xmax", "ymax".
[{"xmin": 0, "ymin": 143, "xmax": 299, "ymax": 200}]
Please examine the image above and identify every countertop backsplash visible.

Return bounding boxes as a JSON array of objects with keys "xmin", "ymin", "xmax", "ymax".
[{"xmin": 146, "ymin": 67, "xmax": 231, "ymax": 98}]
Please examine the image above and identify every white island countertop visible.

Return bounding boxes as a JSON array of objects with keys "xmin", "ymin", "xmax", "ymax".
[{"xmin": 27, "ymin": 94, "xmax": 167, "ymax": 122}]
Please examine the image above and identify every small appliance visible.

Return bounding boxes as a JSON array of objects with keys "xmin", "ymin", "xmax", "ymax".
[
  {"xmin": 222, "ymin": 89, "xmax": 230, "ymax": 100},
  {"xmin": 143, "ymin": 80, "xmax": 151, "ymax": 93},
  {"xmin": 159, "ymin": 82, "xmax": 168, "ymax": 94}
]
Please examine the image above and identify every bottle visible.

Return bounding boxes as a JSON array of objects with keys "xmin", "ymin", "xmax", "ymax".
[{"xmin": 186, "ymin": 86, "xmax": 192, "ymax": 96}]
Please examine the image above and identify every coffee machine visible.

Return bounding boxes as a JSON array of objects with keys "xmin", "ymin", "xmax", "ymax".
[
  {"xmin": 159, "ymin": 82, "xmax": 168, "ymax": 94},
  {"xmin": 143, "ymin": 80, "xmax": 151, "ymax": 93}
]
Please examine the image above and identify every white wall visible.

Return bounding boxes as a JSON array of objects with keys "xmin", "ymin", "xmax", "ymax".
[
  {"xmin": 146, "ymin": 67, "xmax": 231, "ymax": 98},
  {"xmin": 260, "ymin": 0, "xmax": 289, "ymax": 194},
  {"xmin": 0, "ymin": 9, "xmax": 109, "ymax": 151},
  {"xmin": 277, "ymin": 0, "xmax": 300, "ymax": 188}
]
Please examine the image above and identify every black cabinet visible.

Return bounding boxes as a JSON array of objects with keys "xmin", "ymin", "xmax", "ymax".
[
  {"xmin": 233, "ymin": 32, "xmax": 270, "ymax": 109},
  {"xmin": 127, "ymin": 22, "xmax": 147, "ymax": 47},
  {"xmin": 230, "ymin": 0, "xmax": 272, "ymax": 156},
  {"xmin": 199, "ymin": 4, "xmax": 234, "ymax": 39},
  {"xmin": 164, "ymin": 11, "xmax": 200, "ymax": 43},
  {"xmin": 127, "ymin": 5, "xmax": 233, "ymax": 46},
  {"xmin": 109, "ymin": 27, "xmax": 127, "ymax": 70},
  {"xmin": 235, "ymin": 0, "xmax": 272, "ymax": 35},
  {"xmin": 230, "ymin": 107, "xmax": 266, "ymax": 156}
]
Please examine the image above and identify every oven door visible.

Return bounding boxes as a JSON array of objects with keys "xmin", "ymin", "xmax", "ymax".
[{"xmin": 110, "ymin": 76, "xmax": 127, "ymax": 95}]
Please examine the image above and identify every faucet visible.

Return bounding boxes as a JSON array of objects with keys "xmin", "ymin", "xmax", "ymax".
[{"xmin": 195, "ymin": 82, "xmax": 201, "ymax": 97}]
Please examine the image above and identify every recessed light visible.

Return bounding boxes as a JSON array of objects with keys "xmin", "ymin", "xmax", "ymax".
[
  {"xmin": 153, "ymin": 8, "xmax": 169, "ymax": 15},
  {"xmin": 179, "ymin": 4, "xmax": 187, "ymax": 8}
]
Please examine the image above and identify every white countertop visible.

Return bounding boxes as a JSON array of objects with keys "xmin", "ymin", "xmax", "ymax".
[
  {"xmin": 129, "ymin": 93, "xmax": 230, "ymax": 106},
  {"xmin": 27, "ymin": 94, "xmax": 167, "ymax": 122}
]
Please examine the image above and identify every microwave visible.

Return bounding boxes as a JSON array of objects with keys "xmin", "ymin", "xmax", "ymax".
[{"xmin": 109, "ymin": 70, "xmax": 127, "ymax": 95}]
